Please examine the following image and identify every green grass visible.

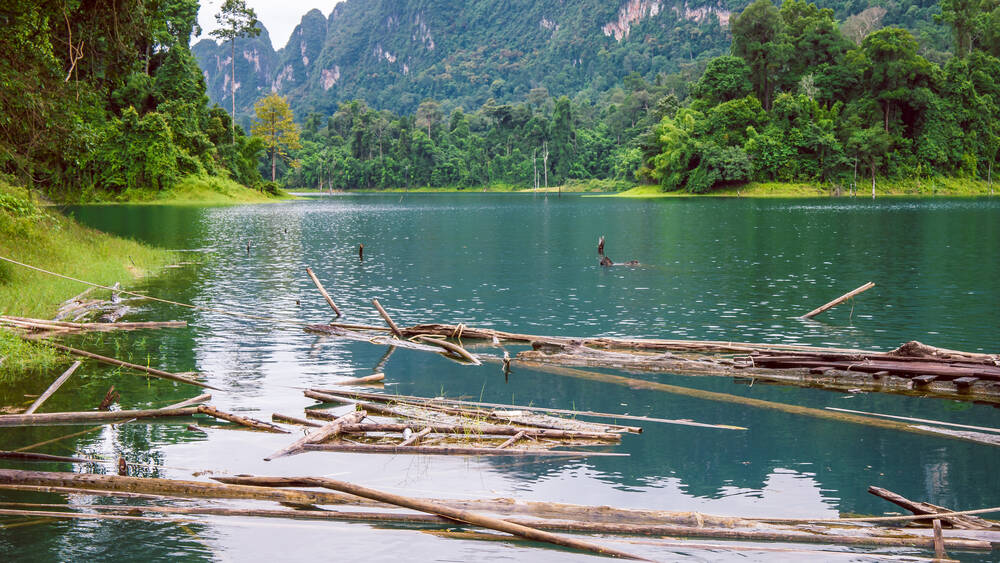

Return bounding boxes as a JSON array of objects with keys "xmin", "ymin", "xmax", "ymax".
[
  {"xmin": 289, "ymin": 179, "xmax": 634, "ymax": 194},
  {"xmin": 75, "ymin": 174, "xmax": 292, "ymax": 205},
  {"xmin": 608, "ymin": 178, "xmax": 998, "ymax": 198},
  {"xmin": 0, "ymin": 180, "xmax": 173, "ymax": 318}
]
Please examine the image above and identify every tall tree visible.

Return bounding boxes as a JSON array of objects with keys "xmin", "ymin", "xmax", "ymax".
[
  {"xmin": 251, "ymin": 93, "xmax": 301, "ymax": 182},
  {"xmin": 730, "ymin": 0, "xmax": 789, "ymax": 111},
  {"xmin": 210, "ymin": 0, "xmax": 261, "ymax": 143}
]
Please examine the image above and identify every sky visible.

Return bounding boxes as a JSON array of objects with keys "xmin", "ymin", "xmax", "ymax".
[{"xmin": 198, "ymin": 1, "xmax": 343, "ymax": 50}]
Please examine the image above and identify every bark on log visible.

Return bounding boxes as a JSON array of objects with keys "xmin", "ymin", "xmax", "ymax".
[
  {"xmin": 398, "ymin": 427, "xmax": 431, "ymax": 446},
  {"xmin": 371, "ymin": 299, "xmax": 402, "ymax": 338},
  {"xmin": 868, "ymin": 486, "xmax": 999, "ymax": 529},
  {"xmin": 412, "ymin": 335, "xmax": 481, "ymax": 365},
  {"xmin": 800, "ymin": 282, "xmax": 875, "ymax": 319},
  {"xmin": 272, "ymin": 413, "xmax": 322, "ymax": 427},
  {"xmin": 270, "ymin": 476, "xmax": 648, "ymax": 560},
  {"xmin": 332, "ymin": 373, "xmax": 385, "ymax": 385},
  {"xmin": 44, "ymin": 342, "xmax": 218, "ymax": 390},
  {"xmin": 305, "ymin": 267, "xmax": 342, "ymax": 317},
  {"xmin": 24, "ymin": 362, "xmax": 81, "ymax": 414},
  {"xmin": 302, "ymin": 443, "xmax": 627, "ymax": 457},
  {"xmin": 497, "ymin": 431, "xmax": 526, "ymax": 449},
  {"xmin": 0, "ymin": 407, "xmax": 200, "ymax": 427},
  {"xmin": 196, "ymin": 405, "xmax": 289, "ymax": 434},
  {"xmin": 264, "ymin": 410, "xmax": 367, "ymax": 460}
]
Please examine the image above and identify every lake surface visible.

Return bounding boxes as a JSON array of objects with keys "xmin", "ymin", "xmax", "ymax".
[{"xmin": 3, "ymin": 194, "xmax": 999, "ymax": 561}]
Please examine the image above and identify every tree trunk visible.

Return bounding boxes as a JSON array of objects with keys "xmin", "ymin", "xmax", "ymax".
[
  {"xmin": 871, "ymin": 160, "xmax": 876, "ymax": 199},
  {"xmin": 271, "ymin": 148, "xmax": 276, "ymax": 182},
  {"xmin": 884, "ymin": 102, "xmax": 890, "ymax": 133},
  {"xmin": 231, "ymin": 39, "xmax": 236, "ymax": 145}
]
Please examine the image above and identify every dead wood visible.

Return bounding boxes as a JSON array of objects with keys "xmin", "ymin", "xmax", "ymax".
[
  {"xmin": 24, "ymin": 362, "xmax": 81, "ymax": 414},
  {"xmin": 264, "ymin": 410, "xmax": 367, "ymax": 460},
  {"xmin": 302, "ymin": 443, "xmax": 627, "ymax": 457},
  {"xmin": 868, "ymin": 486, "xmax": 1000, "ymax": 529},
  {"xmin": 196, "ymin": 405, "xmax": 289, "ymax": 434}
]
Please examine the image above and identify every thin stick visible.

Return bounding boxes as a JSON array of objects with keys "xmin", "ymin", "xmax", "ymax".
[
  {"xmin": 371, "ymin": 299, "xmax": 402, "ymax": 338},
  {"xmin": 14, "ymin": 425, "xmax": 107, "ymax": 452},
  {"xmin": 43, "ymin": 342, "xmax": 219, "ymax": 390},
  {"xmin": 0, "ymin": 451, "xmax": 93, "ymax": 464},
  {"xmin": 800, "ymin": 282, "xmax": 875, "ymax": 319},
  {"xmin": 302, "ymin": 444, "xmax": 627, "ymax": 457},
  {"xmin": 398, "ymin": 427, "xmax": 432, "ymax": 446},
  {"xmin": 496, "ymin": 431, "xmax": 526, "ymax": 449},
  {"xmin": 0, "ymin": 508, "xmax": 185, "ymax": 523},
  {"xmin": 196, "ymin": 405, "xmax": 289, "ymax": 434},
  {"xmin": 933, "ymin": 519, "xmax": 946, "ymax": 560},
  {"xmin": 161, "ymin": 394, "xmax": 212, "ymax": 410},
  {"xmin": 282, "ymin": 476, "xmax": 648, "ymax": 560},
  {"xmin": 264, "ymin": 410, "xmax": 367, "ymax": 461},
  {"xmin": 305, "ymin": 267, "xmax": 342, "ymax": 317},
  {"xmin": 24, "ymin": 362, "xmax": 81, "ymax": 414},
  {"xmin": 827, "ymin": 407, "xmax": 1000, "ymax": 434}
]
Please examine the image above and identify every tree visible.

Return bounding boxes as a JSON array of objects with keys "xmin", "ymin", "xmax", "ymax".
[
  {"xmin": 730, "ymin": 0, "xmax": 789, "ymax": 110},
  {"xmin": 415, "ymin": 99, "xmax": 442, "ymax": 140},
  {"xmin": 251, "ymin": 93, "xmax": 301, "ymax": 182},
  {"xmin": 691, "ymin": 56, "xmax": 752, "ymax": 108},
  {"xmin": 210, "ymin": 0, "xmax": 261, "ymax": 143}
]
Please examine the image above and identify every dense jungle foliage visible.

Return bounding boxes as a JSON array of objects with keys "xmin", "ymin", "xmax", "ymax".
[{"xmin": 0, "ymin": 0, "xmax": 265, "ymax": 199}]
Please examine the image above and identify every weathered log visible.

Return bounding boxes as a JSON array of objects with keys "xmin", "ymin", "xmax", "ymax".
[
  {"xmin": 264, "ymin": 410, "xmax": 367, "ymax": 460},
  {"xmin": 332, "ymin": 373, "xmax": 385, "ymax": 385},
  {"xmin": 0, "ymin": 451, "xmax": 93, "ymax": 464},
  {"xmin": 267, "ymin": 476, "xmax": 648, "ymax": 560},
  {"xmin": 24, "ymin": 361, "xmax": 81, "ymax": 414},
  {"xmin": 497, "ymin": 431, "xmax": 526, "ymax": 449},
  {"xmin": 868, "ymin": 486, "xmax": 999, "ymax": 529},
  {"xmin": 800, "ymin": 282, "xmax": 875, "ymax": 319},
  {"xmin": 305, "ymin": 267, "xmax": 342, "ymax": 317},
  {"xmin": 196, "ymin": 405, "xmax": 289, "ymax": 434},
  {"xmin": 162, "ymin": 393, "xmax": 212, "ymax": 410},
  {"xmin": 371, "ymin": 298, "xmax": 402, "ymax": 338},
  {"xmin": 514, "ymin": 361, "xmax": 1000, "ymax": 447},
  {"xmin": 303, "ymin": 419, "xmax": 622, "ymax": 441},
  {"xmin": 43, "ymin": 342, "xmax": 218, "ymax": 390},
  {"xmin": 97, "ymin": 385, "xmax": 118, "ymax": 410},
  {"xmin": 309, "ymin": 388, "xmax": 742, "ymax": 431},
  {"xmin": 1, "ymin": 315, "xmax": 186, "ymax": 332},
  {"xmin": 398, "ymin": 427, "xmax": 431, "ymax": 446},
  {"xmin": 828, "ymin": 408, "xmax": 1000, "ymax": 435},
  {"xmin": 272, "ymin": 413, "xmax": 322, "ymax": 427},
  {"xmin": 412, "ymin": 335, "xmax": 481, "ymax": 365},
  {"xmin": 302, "ymin": 444, "xmax": 627, "ymax": 457},
  {"xmin": 0, "ymin": 406, "xmax": 199, "ymax": 427}
]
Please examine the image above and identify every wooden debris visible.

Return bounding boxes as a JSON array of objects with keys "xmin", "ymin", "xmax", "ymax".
[
  {"xmin": 43, "ymin": 342, "xmax": 219, "ymax": 390},
  {"xmin": 332, "ymin": 373, "xmax": 385, "ymax": 385},
  {"xmin": 273, "ymin": 476, "xmax": 649, "ymax": 560},
  {"xmin": 305, "ymin": 267, "xmax": 342, "ymax": 317},
  {"xmin": 800, "ymin": 282, "xmax": 875, "ymax": 319},
  {"xmin": 868, "ymin": 486, "xmax": 1000, "ymax": 529},
  {"xmin": 0, "ymin": 451, "xmax": 93, "ymax": 464},
  {"xmin": 196, "ymin": 405, "xmax": 289, "ymax": 434},
  {"xmin": 272, "ymin": 413, "xmax": 322, "ymax": 427},
  {"xmin": 97, "ymin": 386, "xmax": 118, "ymax": 410},
  {"xmin": 0, "ymin": 406, "xmax": 200, "ymax": 427},
  {"xmin": 398, "ymin": 427, "xmax": 431, "ymax": 446},
  {"xmin": 497, "ymin": 431, "xmax": 526, "ymax": 449},
  {"xmin": 264, "ymin": 410, "xmax": 367, "ymax": 461},
  {"xmin": 827, "ymin": 408, "xmax": 1000, "ymax": 435},
  {"xmin": 24, "ymin": 361, "xmax": 81, "ymax": 414},
  {"xmin": 302, "ymin": 443, "xmax": 626, "ymax": 457},
  {"xmin": 0, "ymin": 315, "xmax": 185, "ymax": 333},
  {"xmin": 371, "ymin": 298, "xmax": 403, "ymax": 338},
  {"xmin": 303, "ymin": 419, "xmax": 622, "ymax": 441},
  {"xmin": 412, "ymin": 335, "xmax": 481, "ymax": 365}
]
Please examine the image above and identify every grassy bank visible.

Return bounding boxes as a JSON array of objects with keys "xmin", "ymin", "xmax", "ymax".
[
  {"xmin": 290, "ymin": 178, "xmax": 635, "ymax": 194},
  {"xmin": 610, "ymin": 178, "xmax": 997, "ymax": 198},
  {"xmin": 0, "ymin": 180, "xmax": 175, "ymax": 375},
  {"xmin": 71, "ymin": 174, "xmax": 291, "ymax": 205}
]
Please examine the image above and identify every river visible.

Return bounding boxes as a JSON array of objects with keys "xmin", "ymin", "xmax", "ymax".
[{"xmin": 2, "ymin": 194, "xmax": 999, "ymax": 561}]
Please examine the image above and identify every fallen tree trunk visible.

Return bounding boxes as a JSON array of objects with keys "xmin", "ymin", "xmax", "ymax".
[
  {"xmin": 24, "ymin": 362, "xmax": 81, "ymax": 414},
  {"xmin": 0, "ymin": 407, "xmax": 200, "ymax": 427},
  {"xmin": 318, "ymin": 421, "xmax": 622, "ymax": 441},
  {"xmin": 301, "ymin": 444, "xmax": 627, "ymax": 457},
  {"xmin": 264, "ymin": 410, "xmax": 367, "ymax": 461},
  {"xmin": 196, "ymin": 405, "xmax": 289, "ymax": 434},
  {"xmin": 868, "ymin": 486, "xmax": 1000, "ymax": 529},
  {"xmin": 43, "ymin": 342, "xmax": 218, "ymax": 390}
]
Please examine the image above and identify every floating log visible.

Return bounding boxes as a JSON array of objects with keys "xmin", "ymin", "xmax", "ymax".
[
  {"xmin": 310, "ymin": 388, "xmax": 741, "ymax": 431},
  {"xmin": 302, "ymin": 443, "xmax": 626, "ymax": 457},
  {"xmin": 162, "ymin": 393, "xmax": 212, "ymax": 410},
  {"xmin": 269, "ymin": 476, "xmax": 648, "ymax": 560},
  {"xmin": 827, "ymin": 408, "xmax": 1000, "ymax": 435},
  {"xmin": 303, "ymin": 419, "xmax": 622, "ymax": 441},
  {"xmin": 24, "ymin": 361, "xmax": 81, "ymax": 414},
  {"xmin": 868, "ymin": 486, "xmax": 1000, "ymax": 529},
  {"xmin": 272, "ymin": 413, "xmax": 322, "ymax": 427},
  {"xmin": 398, "ymin": 427, "xmax": 431, "ymax": 447},
  {"xmin": 0, "ymin": 451, "xmax": 93, "ymax": 464},
  {"xmin": 514, "ymin": 361, "xmax": 1000, "ymax": 447},
  {"xmin": 0, "ymin": 406, "xmax": 199, "ymax": 427},
  {"xmin": 305, "ymin": 267, "xmax": 342, "ymax": 317},
  {"xmin": 264, "ymin": 410, "xmax": 367, "ymax": 461},
  {"xmin": 43, "ymin": 342, "xmax": 218, "ymax": 390},
  {"xmin": 332, "ymin": 373, "xmax": 385, "ymax": 385},
  {"xmin": 196, "ymin": 405, "xmax": 289, "ymax": 434},
  {"xmin": 800, "ymin": 282, "xmax": 875, "ymax": 319},
  {"xmin": 371, "ymin": 299, "xmax": 403, "ymax": 338},
  {"xmin": 97, "ymin": 385, "xmax": 118, "ymax": 410},
  {"xmin": 1, "ymin": 315, "xmax": 186, "ymax": 332},
  {"xmin": 412, "ymin": 335, "xmax": 481, "ymax": 365}
]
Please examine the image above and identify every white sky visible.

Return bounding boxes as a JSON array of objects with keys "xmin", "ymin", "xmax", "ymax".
[{"xmin": 198, "ymin": 1, "xmax": 344, "ymax": 50}]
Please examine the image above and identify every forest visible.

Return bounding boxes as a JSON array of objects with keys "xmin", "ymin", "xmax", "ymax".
[{"xmin": 286, "ymin": 0, "xmax": 1000, "ymax": 193}]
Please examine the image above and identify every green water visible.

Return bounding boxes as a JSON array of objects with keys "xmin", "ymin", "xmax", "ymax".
[{"xmin": 3, "ymin": 195, "xmax": 999, "ymax": 561}]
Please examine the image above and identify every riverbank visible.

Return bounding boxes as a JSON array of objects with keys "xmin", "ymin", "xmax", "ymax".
[
  {"xmin": 0, "ymin": 181, "xmax": 175, "ymax": 376},
  {"xmin": 609, "ymin": 178, "xmax": 997, "ymax": 198},
  {"xmin": 63, "ymin": 175, "xmax": 291, "ymax": 205}
]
